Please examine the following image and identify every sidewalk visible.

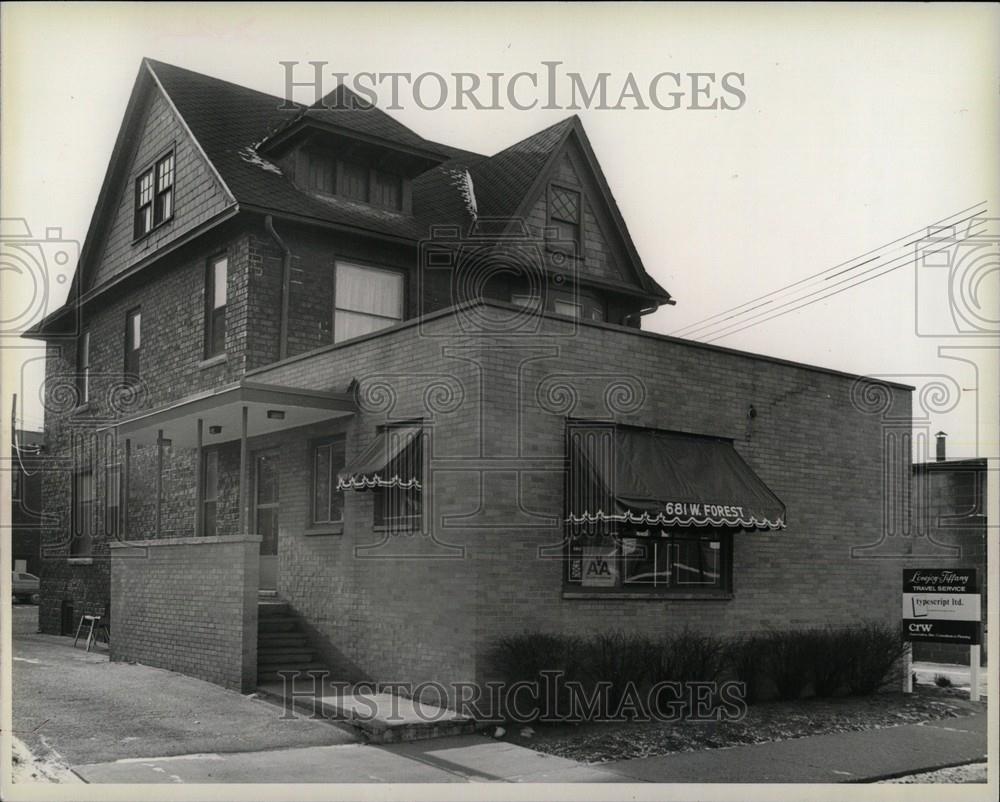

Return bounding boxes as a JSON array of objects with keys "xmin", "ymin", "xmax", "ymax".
[
  {"xmin": 604, "ymin": 712, "xmax": 987, "ymax": 783},
  {"xmin": 9, "ymin": 607, "xmax": 990, "ymax": 786}
]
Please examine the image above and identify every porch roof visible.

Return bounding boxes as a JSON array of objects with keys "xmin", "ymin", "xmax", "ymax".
[{"xmin": 103, "ymin": 380, "xmax": 355, "ymax": 448}]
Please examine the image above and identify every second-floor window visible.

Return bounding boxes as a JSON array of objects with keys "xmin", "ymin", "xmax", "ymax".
[
  {"xmin": 205, "ymin": 255, "xmax": 228, "ymax": 357},
  {"xmin": 334, "ymin": 261, "xmax": 403, "ymax": 342},
  {"xmin": 77, "ymin": 330, "xmax": 90, "ymax": 404},
  {"xmin": 134, "ymin": 151, "xmax": 174, "ymax": 238},
  {"xmin": 125, "ymin": 307, "xmax": 141, "ymax": 378}
]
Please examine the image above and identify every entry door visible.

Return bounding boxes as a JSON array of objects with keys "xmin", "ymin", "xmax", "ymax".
[{"xmin": 254, "ymin": 450, "xmax": 280, "ymax": 590}]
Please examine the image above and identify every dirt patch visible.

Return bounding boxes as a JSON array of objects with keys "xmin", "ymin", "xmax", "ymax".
[{"xmin": 506, "ymin": 685, "xmax": 986, "ymax": 764}]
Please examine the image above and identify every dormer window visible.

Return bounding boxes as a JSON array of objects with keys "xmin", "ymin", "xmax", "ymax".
[
  {"xmin": 340, "ymin": 161, "xmax": 369, "ymax": 203},
  {"xmin": 134, "ymin": 150, "xmax": 174, "ymax": 239},
  {"xmin": 299, "ymin": 151, "xmax": 404, "ymax": 211}
]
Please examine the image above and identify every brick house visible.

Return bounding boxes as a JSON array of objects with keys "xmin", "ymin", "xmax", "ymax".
[{"xmin": 27, "ymin": 59, "xmax": 915, "ymax": 696}]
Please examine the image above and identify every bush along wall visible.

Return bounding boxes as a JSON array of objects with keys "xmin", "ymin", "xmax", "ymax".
[{"xmin": 489, "ymin": 621, "xmax": 906, "ymax": 724}]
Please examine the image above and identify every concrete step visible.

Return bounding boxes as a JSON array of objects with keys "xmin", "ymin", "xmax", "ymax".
[
  {"xmin": 258, "ymin": 633, "xmax": 309, "ymax": 648},
  {"xmin": 258, "ymin": 648, "xmax": 316, "ymax": 665},
  {"xmin": 257, "ymin": 616, "xmax": 300, "ymax": 632},
  {"xmin": 257, "ymin": 662, "xmax": 329, "ymax": 682},
  {"xmin": 257, "ymin": 601, "xmax": 290, "ymax": 617}
]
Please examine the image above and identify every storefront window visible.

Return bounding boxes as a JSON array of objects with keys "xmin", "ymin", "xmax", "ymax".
[{"xmin": 567, "ymin": 529, "xmax": 729, "ymax": 593}]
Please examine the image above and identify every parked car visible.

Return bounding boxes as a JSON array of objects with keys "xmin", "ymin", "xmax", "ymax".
[{"xmin": 12, "ymin": 572, "xmax": 40, "ymax": 604}]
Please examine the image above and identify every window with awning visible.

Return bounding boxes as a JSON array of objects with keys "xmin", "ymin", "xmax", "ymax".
[
  {"xmin": 567, "ymin": 424, "xmax": 786, "ymax": 531},
  {"xmin": 564, "ymin": 424, "xmax": 785, "ymax": 595},
  {"xmin": 337, "ymin": 424, "xmax": 423, "ymax": 529}
]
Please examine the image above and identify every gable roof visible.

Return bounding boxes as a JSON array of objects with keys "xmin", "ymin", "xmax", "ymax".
[{"xmin": 28, "ymin": 59, "xmax": 669, "ymax": 337}]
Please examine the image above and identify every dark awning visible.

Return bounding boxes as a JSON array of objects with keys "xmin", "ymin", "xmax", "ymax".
[
  {"xmin": 567, "ymin": 426, "xmax": 785, "ymax": 530},
  {"xmin": 337, "ymin": 425, "xmax": 423, "ymax": 491}
]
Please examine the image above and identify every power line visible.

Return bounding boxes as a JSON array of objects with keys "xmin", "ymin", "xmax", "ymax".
[{"xmin": 669, "ymin": 201, "xmax": 988, "ymax": 340}]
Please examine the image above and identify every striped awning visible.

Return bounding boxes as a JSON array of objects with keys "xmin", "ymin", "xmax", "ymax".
[
  {"xmin": 337, "ymin": 425, "xmax": 423, "ymax": 491},
  {"xmin": 567, "ymin": 426, "xmax": 786, "ymax": 531}
]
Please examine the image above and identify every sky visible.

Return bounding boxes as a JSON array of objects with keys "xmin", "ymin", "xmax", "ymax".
[{"xmin": 1, "ymin": 2, "xmax": 998, "ymax": 460}]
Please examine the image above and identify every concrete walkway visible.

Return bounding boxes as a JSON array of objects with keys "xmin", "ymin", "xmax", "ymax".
[{"xmin": 73, "ymin": 736, "xmax": 626, "ymax": 783}]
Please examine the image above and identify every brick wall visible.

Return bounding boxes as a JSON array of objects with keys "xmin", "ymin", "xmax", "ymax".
[
  {"xmin": 38, "ymin": 225, "xmax": 252, "ymax": 635},
  {"xmin": 109, "ymin": 534, "xmax": 260, "ymax": 691},
  {"xmin": 247, "ymin": 305, "xmax": 916, "ymax": 703}
]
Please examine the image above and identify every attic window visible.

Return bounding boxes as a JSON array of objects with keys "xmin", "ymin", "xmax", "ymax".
[
  {"xmin": 134, "ymin": 150, "xmax": 174, "ymax": 239},
  {"xmin": 300, "ymin": 151, "xmax": 403, "ymax": 211},
  {"xmin": 548, "ymin": 184, "xmax": 581, "ymax": 253}
]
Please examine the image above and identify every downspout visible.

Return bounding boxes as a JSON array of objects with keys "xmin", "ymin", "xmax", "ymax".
[
  {"xmin": 624, "ymin": 304, "xmax": 659, "ymax": 328},
  {"xmin": 264, "ymin": 215, "xmax": 292, "ymax": 361}
]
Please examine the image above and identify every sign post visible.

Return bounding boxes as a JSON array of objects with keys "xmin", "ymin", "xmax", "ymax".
[{"xmin": 902, "ymin": 568, "xmax": 982, "ymax": 701}]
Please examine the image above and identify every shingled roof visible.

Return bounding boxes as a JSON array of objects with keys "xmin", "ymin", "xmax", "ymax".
[{"xmin": 31, "ymin": 59, "xmax": 668, "ymax": 336}]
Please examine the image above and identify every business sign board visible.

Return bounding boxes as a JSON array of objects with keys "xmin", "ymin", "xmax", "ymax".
[{"xmin": 902, "ymin": 568, "xmax": 981, "ymax": 645}]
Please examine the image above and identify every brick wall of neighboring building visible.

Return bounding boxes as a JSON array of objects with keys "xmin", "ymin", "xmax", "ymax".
[
  {"xmin": 248, "ymin": 305, "xmax": 914, "ymax": 703},
  {"xmin": 911, "ymin": 459, "xmax": 988, "ymax": 665},
  {"xmin": 109, "ymin": 535, "xmax": 260, "ymax": 691}
]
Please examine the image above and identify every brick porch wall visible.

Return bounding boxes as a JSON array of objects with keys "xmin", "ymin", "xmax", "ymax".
[{"xmin": 109, "ymin": 534, "xmax": 261, "ymax": 691}]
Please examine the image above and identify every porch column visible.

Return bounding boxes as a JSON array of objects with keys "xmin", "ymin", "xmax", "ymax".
[
  {"xmin": 194, "ymin": 418, "xmax": 204, "ymax": 537},
  {"xmin": 239, "ymin": 405, "xmax": 248, "ymax": 534},
  {"xmin": 124, "ymin": 437, "xmax": 131, "ymax": 540},
  {"xmin": 155, "ymin": 428, "xmax": 164, "ymax": 537}
]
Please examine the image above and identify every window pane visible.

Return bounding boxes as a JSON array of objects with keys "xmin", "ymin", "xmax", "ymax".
[
  {"xmin": 203, "ymin": 451, "xmax": 218, "ymax": 502},
  {"xmin": 511, "ymin": 294, "xmax": 542, "ymax": 310},
  {"xmin": 156, "ymin": 155, "xmax": 173, "ymax": 190},
  {"xmin": 329, "ymin": 439, "xmax": 345, "ymax": 521},
  {"xmin": 256, "ymin": 455, "xmax": 278, "ymax": 505},
  {"xmin": 212, "ymin": 258, "xmax": 228, "ymax": 308},
  {"xmin": 550, "ymin": 186, "xmax": 580, "ymax": 223},
  {"xmin": 623, "ymin": 538, "xmax": 670, "ymax": 586},
  {"xmin": 314, "ymin": 444, "xmax": 331, "ymax": 523},
  {"xmin": 210, "ymin": 308, "xmax": 226, "ymax": 355},
  {"xmin": 372, "ymin": 170, "xmax": 401, "ymax": 209},
  {"xmin": 130, "ymin": 311, "xmax": 141, "ymax": 349},
  {"xmin": 673, "ymin": 538, "xmax": 722, "ymax": 586},
  {"xmin": 554, "ymin": 299, "xmax": 582, "ymax": 318},
  {"xmin": 336, "ymin": 262, "xmax": 403, "ymax": 319},
  {"xmin": 159, "ymin": 188, "xmax": 173, "ymax": 221},
  {"xmin": 340, "ymin": 161, "xmax": 369, "ymax": 201},
  {"xmin": 308, "ymin": 153, "xmax": 335, "ymax": 193},
  {"xmin": 203, "ymin": 501, "xmax": 217, "ymax": 538},
  {"xmin": 335, "ymin": 310, "xmax": 395, "ymax": 342}
]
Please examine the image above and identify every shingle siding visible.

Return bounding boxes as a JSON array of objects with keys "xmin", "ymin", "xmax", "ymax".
[{"xmin": 88, "ymin": 86, "xmax": 231, "ymax": 292}]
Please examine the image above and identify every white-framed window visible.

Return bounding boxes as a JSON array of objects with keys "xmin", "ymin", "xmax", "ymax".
[
  {"xmin": 134, "ymin": 150, "xmax": 174, "ymax": 238},
  {"xmin": 77, "ymin": 329, "xmax": 91, "ymax": 403},
  {"xmin": 334, "ymin": 261, "xmax": 404, "ymax": 342}
]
